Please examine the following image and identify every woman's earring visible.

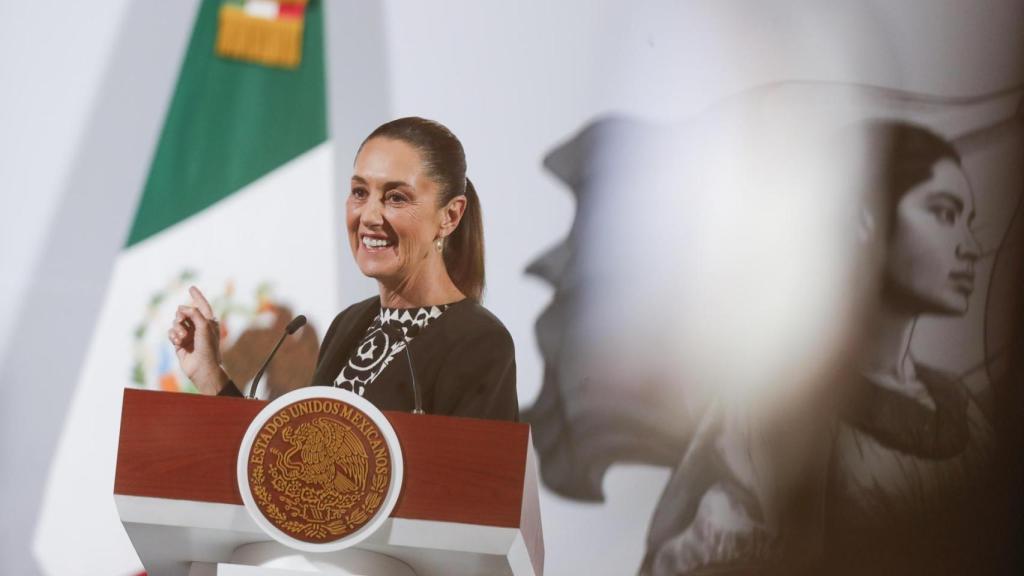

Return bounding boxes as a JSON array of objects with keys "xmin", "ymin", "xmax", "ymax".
[{"xmin": 435, "ymin": 238, "xmax": 444, "ymax": 252}]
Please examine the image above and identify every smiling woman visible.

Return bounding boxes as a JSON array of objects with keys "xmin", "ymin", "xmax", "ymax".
[
  {"xmin": 167, "ymin": 117, "xmax": 518, "ymax": 421},
  {"xmin": 346, "ymin": 120, "xmax": 484, "ymax": 305}
]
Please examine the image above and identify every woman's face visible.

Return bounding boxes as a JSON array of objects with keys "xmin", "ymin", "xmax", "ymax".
[
  {"xmin": 347, "ymin": 137, "xmax": 446, "ymax": 285},
  {"xmin": 885, "ymin": 158, "xmax": 981, "ymax": 315}
]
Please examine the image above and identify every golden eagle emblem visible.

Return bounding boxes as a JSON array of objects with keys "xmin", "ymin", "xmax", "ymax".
[
  {"xmin": 246, "ymin": 397, "xmax": 392, "ymax": 543},
  {"xmin": 277, "ymin": 418, "xmax": 368, "ymax": 494}
]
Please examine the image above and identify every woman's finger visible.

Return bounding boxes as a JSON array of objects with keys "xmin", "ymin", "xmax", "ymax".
[
  {"xmin": 176, "ymin": 306, "xmax": 199, "ymax": 329},
  {"xmin": 174, "ymin": 314, "xmax": 190, "ymax": 330},
  {"xmin": 178, "ymin": 305, "xmax": 200, "ymax": 321},
  {"xmin": 189, "ymin": 286, "xmax": 216, "ymax": 320},
  {"xmin": 169, "ymin": 323, "xmax": 192, "ymax": 342},
  {"xmin": 180, "ymin": 306, "xmax": 209, "ymax": 332}
]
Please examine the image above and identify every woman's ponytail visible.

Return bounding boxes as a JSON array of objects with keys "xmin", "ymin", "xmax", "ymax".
[{"xmin": 445, "ymin": 178, "xmax": 485, "ymax": 301}]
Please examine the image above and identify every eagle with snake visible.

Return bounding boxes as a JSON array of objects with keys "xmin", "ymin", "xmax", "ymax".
[{"xmin": 275, "ymin": 417, "xmax": 369, "ymax": 494}]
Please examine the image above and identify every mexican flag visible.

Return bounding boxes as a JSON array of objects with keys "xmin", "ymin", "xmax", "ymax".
[{"xmin": 32, "ymin": 1, "xmax": 339, "ymax": 573}]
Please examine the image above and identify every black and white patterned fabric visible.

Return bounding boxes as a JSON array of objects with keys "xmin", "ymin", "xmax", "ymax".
[{"xmin": 333, "ymin": 304, "xmax": 449, "ymax": 396}]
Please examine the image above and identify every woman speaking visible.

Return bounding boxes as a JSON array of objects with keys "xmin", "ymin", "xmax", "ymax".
[{"xmin": 167, "ymin": 117, "xmax": 519, "ymax": 421}]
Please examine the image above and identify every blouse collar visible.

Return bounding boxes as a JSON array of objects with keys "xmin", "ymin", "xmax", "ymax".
[{"xmin": 842, "ymin": 363, "xmax": 969, "ymax": 458}]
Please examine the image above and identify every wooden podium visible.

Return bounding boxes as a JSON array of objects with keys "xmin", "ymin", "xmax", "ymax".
[{"xmin": 114, "ymin": 389, "xmax": 543, "ymax": 576}]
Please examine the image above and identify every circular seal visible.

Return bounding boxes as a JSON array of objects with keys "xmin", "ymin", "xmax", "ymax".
[{"xmin": 237, "ymin": 387, "xmax": 403, "ymax": 552}]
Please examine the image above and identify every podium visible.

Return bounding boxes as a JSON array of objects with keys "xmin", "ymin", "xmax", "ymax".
[{"xmin": 114, "ymin": 389, "xmax": 543, "ymax": 576}]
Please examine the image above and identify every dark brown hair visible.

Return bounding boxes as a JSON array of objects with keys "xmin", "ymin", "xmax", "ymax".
[
  {"xmin": 866, "ymin": 121, "xmax": 963, "ymax": 237},
  {"xmin": 361, "ymin": 117, "xmax": 485, "ymax": 301}
]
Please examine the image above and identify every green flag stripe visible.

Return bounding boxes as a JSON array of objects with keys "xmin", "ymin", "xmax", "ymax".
[{"xmin": 126, "ymin": 0, "xmax": 327, "ymax": 247}]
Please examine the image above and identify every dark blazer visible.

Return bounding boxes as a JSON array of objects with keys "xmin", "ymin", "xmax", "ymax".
[{"xmin": 306, "ymin": 296, "xmax": 519, "ymax": 421}]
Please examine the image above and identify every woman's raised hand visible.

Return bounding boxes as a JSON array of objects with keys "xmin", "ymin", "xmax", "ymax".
[{"xmin": 168, "ymin": 286, "xmax": 231, "ymax": 395}]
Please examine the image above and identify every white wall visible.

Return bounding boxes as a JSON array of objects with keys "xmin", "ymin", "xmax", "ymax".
[
  {"xmin": 0, "ymin": 1, "xmax": 131, "ymax": 367},
  {"xmin": 0, "ymin": 1, "xmax": 200, "ymax": 574}
]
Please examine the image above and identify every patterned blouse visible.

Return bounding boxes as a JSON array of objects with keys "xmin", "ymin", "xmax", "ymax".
[{"xmin": 333, "ymin": 304, "xmax": 450, "ymax": 396}]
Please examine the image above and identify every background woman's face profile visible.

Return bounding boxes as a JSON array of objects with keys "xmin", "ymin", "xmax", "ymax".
[
  {"xmin": 347, "ymin": 138, "xmax": 443, "ymax": 284},
  {"xmin": 884, "ymin": 159, "xmax": 980, "ymax": 316}
]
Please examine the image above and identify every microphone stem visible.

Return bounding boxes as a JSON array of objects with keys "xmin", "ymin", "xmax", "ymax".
[
  {"xmin": 247, "ymin": 331, "xmax": 288, "ymax": 399},
  {"xmin": 403, "ymin": 345, "xmax": 424, "ymax": 414}
]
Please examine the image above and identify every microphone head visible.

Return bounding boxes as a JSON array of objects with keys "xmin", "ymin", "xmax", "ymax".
[{"xmin": 285, "ymin": 315, "xmax": 307, "ymax": 335}]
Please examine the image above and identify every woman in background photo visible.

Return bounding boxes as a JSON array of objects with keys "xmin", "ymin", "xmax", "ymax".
[
  {"xmin": 642, "ymin": 120, "xmax": 992, "ymax": 576},
  {"xmin": 826, "ymin": 120, "xmax": 991, "ymax": 573}
]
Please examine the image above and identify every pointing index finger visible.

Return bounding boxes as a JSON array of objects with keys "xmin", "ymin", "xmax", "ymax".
[{"xmin": 189, "ymin": 285, "xmax": 216, "ymax": 320}]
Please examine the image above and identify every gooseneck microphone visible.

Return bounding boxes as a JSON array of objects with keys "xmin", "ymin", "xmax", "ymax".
[
  {"xmin": 381, "ymin": 325, "xmax": 425, "ymax": 415},
  {"xmin": 246, "ymin": 315, "xmax": 307, "ymax": 399}
]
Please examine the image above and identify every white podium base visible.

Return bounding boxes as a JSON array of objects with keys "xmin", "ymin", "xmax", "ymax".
[
  {"xmin": 189, "ymin": 542, "xmax": 415, "ymax": 576},
  {"xmin": 119, "ymin": 495, "xmax": 534, "ymax": 575}
]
